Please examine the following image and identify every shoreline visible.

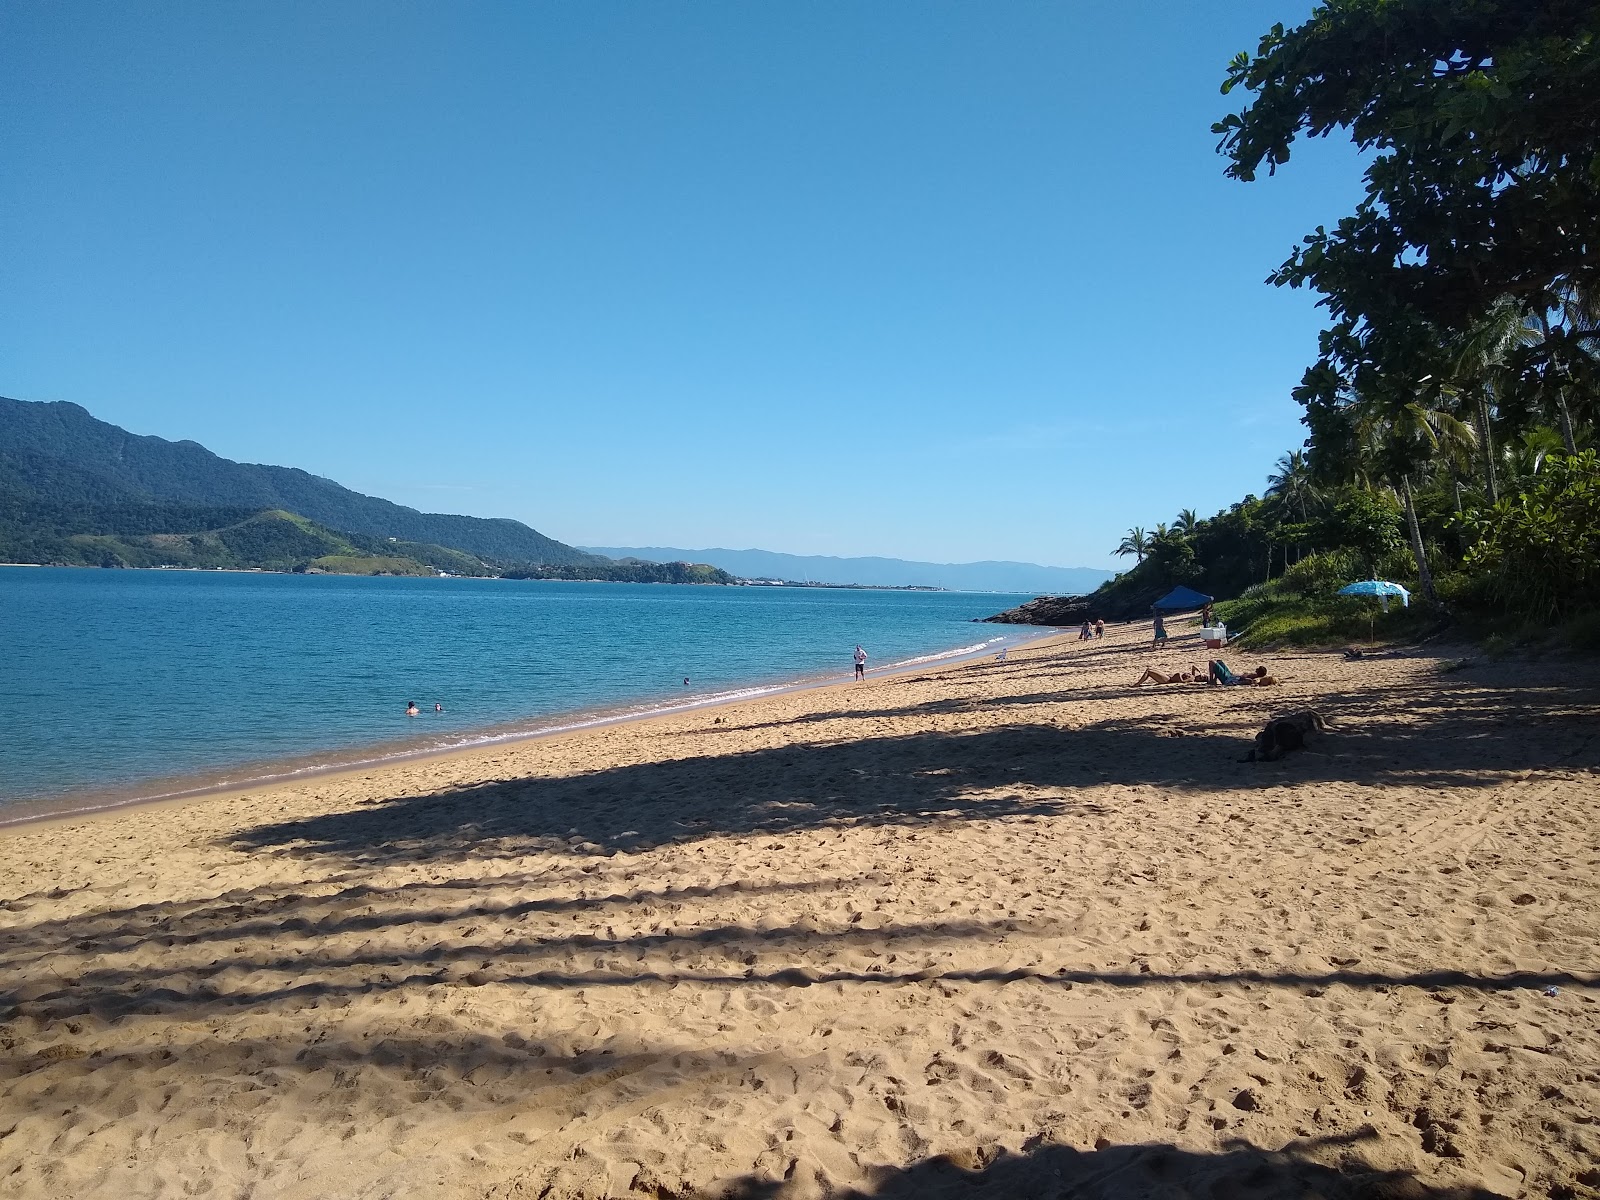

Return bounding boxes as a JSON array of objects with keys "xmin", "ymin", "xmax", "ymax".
[{"xmin": 0, "ymin": 624, "xmax": 1063, "ymax": 836}]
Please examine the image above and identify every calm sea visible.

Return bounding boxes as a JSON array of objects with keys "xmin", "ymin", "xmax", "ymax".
[{"xmin": 0, "ymin": 567, "xmax": 1047, "ymax": 821}]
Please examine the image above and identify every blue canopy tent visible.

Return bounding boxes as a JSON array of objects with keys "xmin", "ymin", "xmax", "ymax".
[{"xmin": 1152, "ymin": 585, "xmax": 1214, "ymax": 612}]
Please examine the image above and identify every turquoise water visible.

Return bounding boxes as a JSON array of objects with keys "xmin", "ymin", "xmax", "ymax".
[{"xmin": 0, "ymin": 567, "xmax": 1045, "ymax": 820}]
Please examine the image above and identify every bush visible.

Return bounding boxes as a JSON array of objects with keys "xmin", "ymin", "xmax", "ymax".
[
  {"xmin": 1560, "ymin": 611, "xmax": 1600, "ymax": 655},
  {"xmin": 1374, "ymin": 546, "xmax": 1421, "ymax": 584},
  {"xmin": 1462, "ymin": 450, "xmax": 1600, "ymax": 620},
  {"xmin": 1278, "ymin": 549, "xmax": 1363, "ymax": 596}
]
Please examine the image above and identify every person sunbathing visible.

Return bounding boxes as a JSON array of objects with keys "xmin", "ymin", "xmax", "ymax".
[
  {"xmin": 1135, "ymin": 665, "xmax": 1203, "ymax": 686},
  {"xmin": 1209, "ymin": 661, "xmax": 1280, "ymax": 686}
]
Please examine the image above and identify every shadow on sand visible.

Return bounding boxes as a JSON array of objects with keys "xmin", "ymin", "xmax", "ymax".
[
  {"xmin": 700, "ymin": 1131, "xmax": 1505, "ymax": 1199},
  {"xmin": 222, "ymin": 667, "xmax": 1600, "ymax": 865}
]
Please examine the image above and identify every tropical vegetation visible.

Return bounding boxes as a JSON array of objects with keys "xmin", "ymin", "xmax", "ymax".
[{"xmin": 1079, "ymin": 0, "xmax": 1600, "ymax": 649}]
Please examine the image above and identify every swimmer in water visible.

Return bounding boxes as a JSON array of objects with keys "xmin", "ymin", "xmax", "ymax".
[
  {"xmin": 435, "ymin": 702, "xmax": 443, "ymax": 712},
  {"xmin": 405, "ymin": 701, "xmax": 419, "ymax": 716}
]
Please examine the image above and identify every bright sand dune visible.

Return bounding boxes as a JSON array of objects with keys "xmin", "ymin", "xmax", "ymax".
[{"xmin": 2, "ymin": 621, "xmax": 1598, "ymax": 1199}]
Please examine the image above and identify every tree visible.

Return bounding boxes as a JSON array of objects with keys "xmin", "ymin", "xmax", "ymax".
[
  {"xmin": 1445, "ymin": 296, "xmax": 1539, "ymax": 505},
  {"xmin": 1216, "ymin": 1, "xmax": 1600, "ymax": 342},
  {"xmin": 1354, "ymin": 387, "xmax": 1478, "ymax": 601},
  {"xmin": 1265, "ymin": 450, "xmax": 1321, "ymax": 521},
  {"xmin": 1219, "ymin": 2, "xmax": 1600, "ymax": 543},
  {"xmin": 1174, "ymin": 508, "xmax": 1200, "ymax": 536},
  {"xmin": 1464, "ymin": 450, "xmax": 1600, "ymax": 620},
  {"xmin": 1115, "ymin": 527, "xmax": 1151, "ymax": 564},
  {"xmin": 1320, "ymin": 489, "xmax": 1403, "ymax": 578}
]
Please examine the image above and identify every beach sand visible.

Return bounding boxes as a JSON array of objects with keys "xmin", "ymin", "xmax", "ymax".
[{"xmin": 2, "ymin": 620, "xmax": 1598, "ymax": 1199}]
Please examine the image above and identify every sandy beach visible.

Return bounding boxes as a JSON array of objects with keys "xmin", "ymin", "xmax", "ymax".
[{"xmin": 2, "ymin": 619, "xmax": 1597, "ymax": 1199}]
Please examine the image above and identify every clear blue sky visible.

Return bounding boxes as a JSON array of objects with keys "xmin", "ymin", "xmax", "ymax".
[{"xmin": 3, "ymin": 2, "xmax": 1364, "ymax": 569}]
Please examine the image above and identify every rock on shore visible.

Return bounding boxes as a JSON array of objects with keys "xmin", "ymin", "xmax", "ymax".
[
  {"xmin": 984, "ymin": 584, "xmax": 1169, "ymax": 625},
  {"xmin": 982, "ymin": 595, "xmax": 1093, "ymax": 625}
]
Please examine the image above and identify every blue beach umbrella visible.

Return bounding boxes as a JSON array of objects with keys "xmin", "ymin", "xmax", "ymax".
[
  {"xmin": 1338, "ymin": 579, "xmax": 1410, "ymax": 644},
  {"xmin": 1337, "ymin": 579, "xmax": 1410, "ymax": 609}
]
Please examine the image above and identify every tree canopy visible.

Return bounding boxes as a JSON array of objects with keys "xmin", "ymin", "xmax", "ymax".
[{"xmin": 1216, "ymin": 0, "xmax": 1600, "ymax": 340}]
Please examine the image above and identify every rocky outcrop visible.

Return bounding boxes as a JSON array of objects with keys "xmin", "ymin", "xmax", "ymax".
[
  {"xmin": 983, "ymin": 595, "xmax": 1093, "ymax": 626},
  {"xmin": 983, "ymin": 585, "xmax": 1167, "ymax": 625}
]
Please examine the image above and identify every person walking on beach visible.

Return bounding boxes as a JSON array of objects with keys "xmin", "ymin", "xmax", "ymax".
[
  {"xmin": 854, "ymin": 645, "xmax": 867, "ymax": 680},
  {"xmin": 1152, "ymin": 612, "xmax": 1168, "ymax": 648},
  {"xmin": 1094, "ymin": 618, "xmax": 1105, "ymax": 638}
]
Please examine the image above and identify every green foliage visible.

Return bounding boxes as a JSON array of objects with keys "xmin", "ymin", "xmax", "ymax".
[
  {"xmin": 312, "ymin": 555, "xmax": 435, "ymax": 577},
  {"xmin": 1560, "ymin": 610, "xmax": 1600, "ymax": 655},
  {"xmin": 1216, "ymin": 581, "xmax": 1433, "ymax": 650},
  {"xmin": 501, "ymin": 560, "xmax": 738, "ymax": 585},
  {"xmin": 1217, "ymin": 1, "xmax": 1600, "ymax": 337},
  {"xmin": 1316, "ymin": 488, "xmax": 1403, "ymax": 574},
  {"xmin": 1276, "ymin": 548, "xmax": 1362, "ymax": 596},
  {"xmin": 0, "ymin": 495, "xmax": 501, "ymax": 576},
  {"xmin": 1462, "ymin": 450, "xmax": 1600, "ymax": 620}
]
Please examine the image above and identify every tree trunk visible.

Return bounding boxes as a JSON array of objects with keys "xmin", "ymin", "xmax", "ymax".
[
  {"xmin": 1476, "ymin": 394, "xmax": 1498, "ymax": 504},
  {"xmin": 1556, "ymin": 392, "xmax": 1578, "ymax": 455},
  {"xmin": 1400, "ymin": 474, "xmax": 1436, "ymax": 602}
]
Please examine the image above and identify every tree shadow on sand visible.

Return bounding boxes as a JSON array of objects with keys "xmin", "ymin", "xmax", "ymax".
[
  {"xmin": 701, "ymin": 1132, "xmax": 1505, "ymax": 1199},
  {"xmin": 227, "ymin": 669, "xmax": 1600, "ymax": 865},
  {"xmin": 3, "ymin": 874, "xmax": 1590, "ymax": 1026}
]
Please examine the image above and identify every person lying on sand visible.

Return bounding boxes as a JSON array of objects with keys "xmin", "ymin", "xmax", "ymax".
[
  {"xmin": 1135, "ymin": 665, "xmax": 1204, "ymax": 686},
  {"xmin": 1209, "ymin": 661, "xmax": 1280, "ymax": 687}
]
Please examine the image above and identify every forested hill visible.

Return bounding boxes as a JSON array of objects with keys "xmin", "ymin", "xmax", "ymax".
[{"xmin": 0, "ymin": 397, "xmax": 595, "ymax": 566}]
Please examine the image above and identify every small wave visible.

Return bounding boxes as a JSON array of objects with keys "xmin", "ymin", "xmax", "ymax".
[{"xmin": 881, "ymin": 639, "xmax": 1003, "ymax": 668}]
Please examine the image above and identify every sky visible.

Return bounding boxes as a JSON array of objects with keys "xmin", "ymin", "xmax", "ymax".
[{"xmin": 2, "ymin": 2, "xmax": 1367, "ymax": 570}]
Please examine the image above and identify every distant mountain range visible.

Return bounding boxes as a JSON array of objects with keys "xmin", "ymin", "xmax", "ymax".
[{"xmin": 584, "ymin": 547, "xmax": 1111, "ymax": 594}]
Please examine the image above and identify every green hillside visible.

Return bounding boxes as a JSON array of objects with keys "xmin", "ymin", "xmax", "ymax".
[
  {"xmin": 0, "ymin": 495, "xmax": 495, "ymax": 575},
  {"xmin": 0, "ymin": 396, "xmax": 599, "ymax": 565},
  {"xmin": 0, "ymin": 396, "xmax": 743, "ymax": 583}
]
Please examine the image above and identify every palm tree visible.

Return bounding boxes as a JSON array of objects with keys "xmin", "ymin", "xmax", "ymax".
[
  {"xmin": 1447, "ymin": 296, "xmax": 1537, "ymax": 503},
  {"xmin": 1349, "ymin": 386, "xmax": 1477, "ymax": 602},
  {"xmin": 1114, "ymin": 527, "xmax": 1151, "ymax": 564},
  {"xmin": 1265, "ymin": 450, "xmax": 1321, "ymax": 522},
  {"xmin": 1173, "ymin": 508, "xmax": 1200, "ymax": 536},
  {"xmin": 1535, "ymin": 279, "xmax": 1600, "ymax": 454},
  {"xmin": 1501, "ymin": 426, "xmax": 1568, "ymax": 490}
]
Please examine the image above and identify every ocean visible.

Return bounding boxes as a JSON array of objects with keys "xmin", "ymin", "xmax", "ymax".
[{"xmin": 0, "ymin": 567, "xmax": 1048, "ymax": 822}]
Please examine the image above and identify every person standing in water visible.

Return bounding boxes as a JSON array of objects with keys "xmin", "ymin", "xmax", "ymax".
[
  {"xmin": 405, "ymin": 701, "xmax": 419, "ymax": 717},
  {"xmin": 853, "ymin": 645, "xmax": 867, "ymax": 680}
]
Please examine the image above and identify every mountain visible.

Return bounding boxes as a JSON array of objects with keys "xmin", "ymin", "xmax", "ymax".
[
  {"xmin": 583, "ymin": 547, "xmax": 1113, "ymax": 594},
  {"xmin": 0, "ymin": 397, "xmax": 595, "ymax": 565},
  {"xmin": 0, "ymin": 479, "xmax": 498, "ymax": 574}
]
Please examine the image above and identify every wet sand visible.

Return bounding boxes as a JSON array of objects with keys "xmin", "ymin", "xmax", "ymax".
[{"xmin": 1, "ymin": 620, "xmax": 1597, "ymax": 1198}]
